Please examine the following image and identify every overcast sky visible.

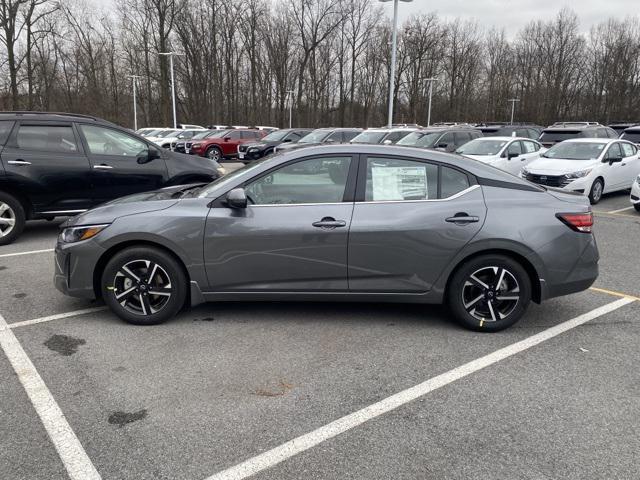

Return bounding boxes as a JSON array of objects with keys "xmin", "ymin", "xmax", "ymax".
[{"xmin": 383, "ymin": 0, "xmax": 638, "ymax": 36}]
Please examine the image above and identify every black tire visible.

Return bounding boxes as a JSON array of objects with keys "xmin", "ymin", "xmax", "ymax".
[
  {"xmin": 447, "ymin": 254, "xmax": 531, "ymax": 332},
  {"xmin": 206, "ymin": 146, "xmax": 222, "ymax": 162},
  {"xmin": 588, "ymin": 178, "xmax": 604, "ymax": 204},
  {"xmin": 101, "ymin": 246, "xmax": 188, "ymax": 326},
  {"xmin": 634, "ymin": 204, "xmax": 640, "ymax": 212},
  {"xmin": 0, "ymin": 191, "xmax": 26, "ymax": 246}
]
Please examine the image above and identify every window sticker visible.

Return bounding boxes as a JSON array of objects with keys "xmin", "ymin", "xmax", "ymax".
[{"xmin": 371, "ymin": 166, "xmax": 428, "ymax": 201}]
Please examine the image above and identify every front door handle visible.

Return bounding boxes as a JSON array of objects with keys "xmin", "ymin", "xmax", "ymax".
[
  {"xmin": 312, "ymin": 217, "xmax": 347, "ymax": 229},
  {"xmin": 94, "ymin": 164, "xmax": 113, "ymax": 170},
  {"xmin": 446, "ymin": 213, "xmax": 479, "ymax": 224},
  {"xmin": 7, "ymin": 160, "xmax": 31, "ymax": 166}
]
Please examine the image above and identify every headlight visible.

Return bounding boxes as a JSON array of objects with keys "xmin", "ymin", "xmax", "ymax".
[
  {"xmin": 60, "ymin": 224, "xmax": 110, "ymax": 243},
  {"xmin": 521, "ymin": 167, "xmax": 530, "ymax": 176},
  {"xmin": 564, "ymin": 169, "xmax": 592, "ymax": 179}
]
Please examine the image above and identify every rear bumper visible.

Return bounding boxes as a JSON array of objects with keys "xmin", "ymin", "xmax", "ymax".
[
  {"xmin": 54, "ymin": 239, "xmax": 105, "ymax": 300},
  {"xmin": 542, "ymin": 234, "xmax": 599, "ymax": 300}
]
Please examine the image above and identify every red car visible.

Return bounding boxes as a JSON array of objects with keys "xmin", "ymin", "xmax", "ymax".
[{"xmin": 189, "ymin": 129, "xmax": 265, "ymax": 161}]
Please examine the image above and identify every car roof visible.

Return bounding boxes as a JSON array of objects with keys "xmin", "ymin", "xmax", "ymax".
[
  {"xmin": 472, "ymin": 136, "xmax": 536, "ymax": 141},
  {"xmin": 555, "ymin": 138, "xmax": 614, "ymax": 144},
  {"xmin": 0, "ymin": 111, "xmax": 115, "ymax": 125}
]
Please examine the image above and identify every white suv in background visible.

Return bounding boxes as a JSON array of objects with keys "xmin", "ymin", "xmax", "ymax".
[
  {"xmin": 522, "ymin": 138, "xmax": 640, "ymax": 204},
  {"xmin": 455, "ymin": 137, "xmax": 544, "ymax": 176},
  {"xmin": 630, "ymin": 175, "xmax": 640, "ymax": 212}
]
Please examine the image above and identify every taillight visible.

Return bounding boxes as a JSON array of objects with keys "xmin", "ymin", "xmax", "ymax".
[{"xmin": 556, "ymin": 212, "xmax": 593, "ymax": 233}]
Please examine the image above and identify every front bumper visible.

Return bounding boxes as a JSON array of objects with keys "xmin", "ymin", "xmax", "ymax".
[
  {"xmin": 630, "ymin": 181, "xmax": 640, "ymax": 204},
  {"xmin": 54, "ymin": 238, "xmax": 107, "ymax": 300}
]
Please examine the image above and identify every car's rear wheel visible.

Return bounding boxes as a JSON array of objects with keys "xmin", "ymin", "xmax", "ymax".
[
  {"xmin": 0, "ymin": 192, "xmax": 26, "ymax": 246},
  {"xmin": 206, "ymin": 146, "xmax": 222, "ymax": 162},
  {"xmin": 101, "ymin": 247, "xmax": 187, "ymax": 325},
  {"xmin": 448, "ymin": 255, "xmax": 531, "ymax": 332},
  {"xmin": 589, "ymin": 178, "xmax": 604, "ymax": 204}
]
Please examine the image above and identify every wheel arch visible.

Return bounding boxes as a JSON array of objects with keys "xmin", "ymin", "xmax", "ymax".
[
  {"xmin": 0, "ymin": 184, "xmax": 33, "ymax": 218},
  {"xmin": 443, "ymin": 248, "xmax": 543, "ymax": 304},
  {"xmin": 92, "ymin": 240, "xmax": 191, "ymax": 304}
]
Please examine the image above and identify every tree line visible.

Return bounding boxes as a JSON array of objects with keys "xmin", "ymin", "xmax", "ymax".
[{"xmin": 1, "ymin": 0, "xmax": 640, "ymax": 129}]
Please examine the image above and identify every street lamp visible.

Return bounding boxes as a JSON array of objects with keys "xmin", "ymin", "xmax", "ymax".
[
  {"xmin": 286, "ymin": 90, "xmax": 294, "ymax": 129},
  {"xmin": 424, "ymin": 77, "xmax": 437, "ymax": 127},
  {"xmin": 127, "ymin": 75, "xmax": 143, "ymax": 131},
  {"xmin": 508, "ymin": 98, "xmax": 520, "ymax": 125},
  {"xmin": 380, "ymin": 0, "xmax": 413, "ymax": 129},
  {"xmin": 158, "ymin": 52, "xmax": 184, "ymax": 129}
]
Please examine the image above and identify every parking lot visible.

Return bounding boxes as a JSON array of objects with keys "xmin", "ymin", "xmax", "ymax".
[{"xmin": 1, "ymin": 187, "xmax": 639, "ymax": 480}]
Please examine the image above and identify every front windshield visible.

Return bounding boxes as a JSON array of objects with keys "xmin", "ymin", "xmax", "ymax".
[
  {"xmin": 197, "ymin": 156, "xmax": 273, "ymax": 198},
  {"xmin": 203, "ymin": 130, "xmax": 230, "ymax": 139},
  {"xmin": 145, "ymin": 129, "xmax": 163, "ymax": 137},
  {"xmin": 457, "ymin": 139, "xmax": 508, "ymax": 155},
  {"xmin": 262, "ymin": 130, "xmax": 289, "ymax": 142},
  {"xmin": 542, "ymin": 142, "xmax": 606, "ymax": 160},
  {"xmin": 298, "ymin": 130, "xmax": 330, "ymax": 144},
  {"xmin": 397, "ymin": 131, "xmax": 442, "ymax": 147},
  {"xmin": 351, "ymin": 131, "xmax": 387, "ymax": 144}
]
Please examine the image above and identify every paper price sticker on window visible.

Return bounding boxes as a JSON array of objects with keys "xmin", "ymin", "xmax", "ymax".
[{"xmin": 371, "ymin": 166, "xmax": 428, "ymax": 201}]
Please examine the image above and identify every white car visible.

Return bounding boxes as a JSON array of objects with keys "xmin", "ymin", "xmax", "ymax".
[
  {"xmin": 631, "ymin": 175, "xmax": 640, "ymax": 212},
  {"xmin": 522, "ymin": 138, "xmax": 640, "ymax": 204},
  {"xmin": 455, "ymin": 137, "xmax": 544, "ymax": 176},
  {"xmin": 146, "ymin": 128, "xmax": 181, "ymax": 143},
  {"xmin": 154, "ymin": 129, "xmax": 206, "ymax": 149}
]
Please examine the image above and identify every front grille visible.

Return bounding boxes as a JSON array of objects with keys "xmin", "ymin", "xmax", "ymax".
[
  {"xmin": 524, "ymin": 173, "xmax": 571, "ymax": 188},
  {"xmin": 632, "ymin": 194, "xmax": 639, "ymax": 201}
]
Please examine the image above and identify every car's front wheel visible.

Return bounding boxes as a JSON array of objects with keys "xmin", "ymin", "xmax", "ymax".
[
  {"xmin": 0, "ymin": 192, "xmax": 26, "ymax": 246},
  {"xmin": 634, "ymin": 203, "xmax": 640, "ymax": 212},
  {"xmin": 448, "ymin": 255, "xmax": 531, "ymax": 332},
  {"xmin": 589, "ymin": 178, "xmax": 604, "ymax": 204},
  {"xmin": 206, "ymin": 146, "xmax": 222, "ymax": 162},
  {"xmin": 101, "ymin": 247, "xmax": 188, "ymax": 325}
]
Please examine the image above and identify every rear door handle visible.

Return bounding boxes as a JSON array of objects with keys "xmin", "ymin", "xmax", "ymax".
[
  {"xmin": 93, "ymin": 164, "xmax": 113, "ymax": 170},
  {"xmin": 446, "ymin": 214, "xmax": 479, "ymax": 224},
  {"xmin": 312, "ymin": 217, "xmax": 347, "ymax": 229},
  {"xmin": 7, "ymin": 160, "xmax": 31, "ymax": 166}
]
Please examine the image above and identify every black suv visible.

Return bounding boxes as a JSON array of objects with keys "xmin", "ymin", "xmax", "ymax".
[
  {"xmin": 539, "ymin": 123, "xmax": 618, "ymax": 148},
  {"xmin": 476, "ymin": 124, "xmax": 543, "ymax": 140},
  {"xmin": 237, "ymin": 128, "xmax": 313, "ymax": 162},
  {"xmin": 620, "ymin": 126, "xmax": 640, "ymax": 145},
  {"xmin": 396, "ymin": 126, "xmax": 482, "ymax": 152},
  {"xmin": 0, "ymin": 112, "xmax": 225, "ymax": 245}
]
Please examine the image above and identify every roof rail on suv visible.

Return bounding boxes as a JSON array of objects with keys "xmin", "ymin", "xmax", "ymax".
[
  {"xmin": 550, "ymin": 121, "xmax": 600, "ymax": 128},
  {"xmin": 0, "ymin": 111, "xmax": 103, "ymax": 122}
]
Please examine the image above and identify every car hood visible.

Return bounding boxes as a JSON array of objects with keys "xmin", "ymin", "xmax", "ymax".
[
  {"xmin": 62, "ymin": 185, "xmax": 199, "ymax": 227},
  {"xmin": 526, "ymin": 157, "xmax": 600, "ymax": 174},
  {"xmin": 244, "ymin": 140, "xmax": 281, "ymax": 149}
]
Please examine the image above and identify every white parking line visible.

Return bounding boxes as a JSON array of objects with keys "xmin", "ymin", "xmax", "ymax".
[
  {"xmin": 0, "ymin": 312, "xmax": 101, "ymax": 480},
  {"xmin": 607, "ymin": 205, "xmax": 635, "ymax": 214},
  {"xmin": 0, "ymin": 248, "xmax": 54, "ymax": 258},
  {"xmin": 0, "ymin": 307, "xmax": 108, "ymax": 332},
  {"xmin": 205, "ymin": 297, "xmax": 636, "ymax": 480}
]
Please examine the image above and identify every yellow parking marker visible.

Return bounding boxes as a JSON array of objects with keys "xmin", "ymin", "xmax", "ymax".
[{"xmin": 589, "ymin": 287, "xmax": 640, "ymax": 302}]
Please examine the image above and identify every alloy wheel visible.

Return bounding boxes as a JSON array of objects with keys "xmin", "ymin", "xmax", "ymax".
[
  {"xmin": 112, "ymin": 259, "xmax": 173, "ymax": 316},
  {"xmin": 207, "ymin": 148, "xmax": 221, "ymax": 161},
  {"xmin": 0, "ymin": 201, "xmax": 16, "ymax": 238},
  {"xmin": 591, "ymin": 181, "xmax": 603, "ymax": 202},
  {"xmin": 461, "ymin": 266, "xmax": 520, "ymax": 322}
]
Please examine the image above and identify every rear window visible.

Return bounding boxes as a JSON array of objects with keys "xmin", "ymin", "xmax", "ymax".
[
  {"xmin": 620, "ymin": 131, "xmax": 640, "ymax": 144},
  {"xmin": 539, "ymin": 130, "xmax": 583, "ymax": 143},
  {"xmin": 0, "ymin": 121, "xmax": 15, "ymax": 145}
]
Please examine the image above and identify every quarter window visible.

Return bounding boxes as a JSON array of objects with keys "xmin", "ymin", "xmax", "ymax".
[
  {"xmin": 522, "ymin": 141, "xmax": 539, "ymax": 153},
  {"xmin": 245, "ymin": 156, "xmax": 351, "ymax": 205},
  {"xmin": 79, "ymin": 125, "xmax": 147, "ymax": 156},
  {"xmin": 16, "ymin": 125, "xmax": 79, "ymax": 153},
  {"xmin": 621, "ymin": 142, "xmax": 636, "ymax": 157},
  {"xmin": 0, "ymin": 121, "xmax": 15, "ymax": 145},
  {"xmin": 365, "ymin": 158, "xmax": 438, "ymax": 201}
]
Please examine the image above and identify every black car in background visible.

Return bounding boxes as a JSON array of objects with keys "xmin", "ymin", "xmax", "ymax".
[
  {"xmin": 275, "ymin": 128, "xmax": 362, "ymax": 153},
  {"xmin": 0, "ymin": 112, "xmax": 225, "ymax": 245},
  {"xmin": 476, "ymin": 124, "xmax": 543, "ymax": 140},
  {"xmin": 620, "ymin": 126, "xmax": 640, "ymax": 145},
  {"xmin": 174, "ymin": 129, "xmax": 213, "ymax": 154},
  {"xmin": 608, "ymin": 122, "xmax": 640, "ymax": 135},
  {"xmin": 538, "ymin": 123, "xmax": 618, "ymax": 148},
  {"xmin": 397, "ymin": 126, "xmax": 482, "ymax": 152},
  {"xmin": 237, "ymin": 128, "xmax": 313, "ymax": 162}
]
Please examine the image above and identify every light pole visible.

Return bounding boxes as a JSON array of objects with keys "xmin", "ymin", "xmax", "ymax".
[
  {"xmin": 424, "ymin": 77, "xmax": 437, "ymax": 127},
  {"xmin": 380, "ymin": 0, "xmax": 413, "ymax": 129},
  {"xmin": 158, "ymin": 52, "xmax": 183, "ymax": 128},
  {"xmin": 287, "ymin": 90, "xmax": 294, "ymax": 129},
  {"xmin": 127, "ymin": 75, "xmax": 143, "ymax": 131},
  {"xmin": 508, "ymin": 98, "xmax": 520, "ymax": 125}
]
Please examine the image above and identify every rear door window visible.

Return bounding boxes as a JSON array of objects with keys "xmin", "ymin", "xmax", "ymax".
[
  {"xmin": 621, "ymin": 142, "xmax": 636, "ymax": 157},
  {"xmin": 522, "ymin": 141, "xmax": 539, "ymax": 153},
  {"xmin": 365, "ymin": 158, "xmax": 438, "ymax": 201},
  {"xmin": 440, "ymin": 166, "xmax": 471, "ymax": 198},
  {"xmin": 16, "ymin": 124, "xmax": 79, "ymax": 153},
  {"xmin": 0, "ymin": 121, "xmax": 15, "ymax": 145}
]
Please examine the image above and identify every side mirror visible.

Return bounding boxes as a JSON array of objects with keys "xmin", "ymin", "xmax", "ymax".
[
  {"xmin": 383, "ymin": 139, "xmax": 393, "ymax": 145},
  {"xmin": 508, "ymin": 152, "xmax": 520, "ymax": 159},
  {"xmin": 608, "ymin": 156, "xmax": 623, "ymax": 164},
  {"xmin": 283, "ymin": 138, "xmax": 292, "ymax": 142},
  {"xmin": 437, "ymin": 143, "xmax": 448, "ymax": 149},
  {"xmin": 226, "ymin": 188, "xmax": 247, "ymax": 209},
  {"xmin": 224, "ymin": 136, "xmax": 231, "ymax": 141},
  {"xmin": 137, "ymin": 148, "xmax": 160, "ymax": 164}
]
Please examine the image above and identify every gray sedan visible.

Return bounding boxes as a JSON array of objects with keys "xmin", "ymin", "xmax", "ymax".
[{"xmin": 54, "ymin": 144, "xmax": 599, "ymax": 332}]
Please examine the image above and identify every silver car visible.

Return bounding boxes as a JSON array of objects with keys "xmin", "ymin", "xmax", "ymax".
[{"xmin": 54, "ymin": 145, "xmax": 599, "ymax": 332}]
